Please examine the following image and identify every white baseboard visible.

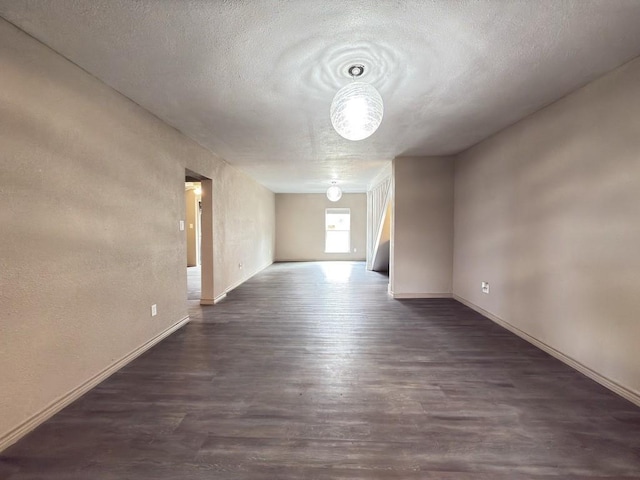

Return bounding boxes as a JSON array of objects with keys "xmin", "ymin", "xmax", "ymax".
[
  {"xmin": 224, "ymin": 261, "xmax": 273, "ymax": 295},
  {"xmin": 200, "ymin": 294, "xmax": 225, "ymax": 305},
  {"xmin": 453, "ymin": 294, "xmax": 640, "ymax": 408},
  {"xmin": 0, "ymin": 315, "xmax": 190, "ymax": 452},
  {"xmin": 392, "ymin": 292, "xmax": 453, "ymax": 299},
  {"xmin": 200, "ymin": 261, "xmax": 273, "ymax": 305}
]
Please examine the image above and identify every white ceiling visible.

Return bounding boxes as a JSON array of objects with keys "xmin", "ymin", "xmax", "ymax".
[{"xmin": 2, "ymin": 1, "xmax": 640, "ymax": 193}]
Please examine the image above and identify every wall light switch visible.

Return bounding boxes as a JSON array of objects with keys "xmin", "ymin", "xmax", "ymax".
[
  {"xmin": 179, "ymin": 220, "xmax": 185, "ymax": 231},
  {"xmin": 151, "ymin": 304, "xmax": 157, "ymax": 316}
]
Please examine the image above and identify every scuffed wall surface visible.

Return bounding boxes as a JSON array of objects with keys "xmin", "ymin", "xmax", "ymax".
[
  {"xmin": 454, "ymin": 57, "xmax": 640, "ymax": 397},
  {"xmin": 0, "ymin": 19, "xmax": 274, "ymax": 442}
]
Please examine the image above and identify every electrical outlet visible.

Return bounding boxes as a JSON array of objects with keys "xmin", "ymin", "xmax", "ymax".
[
  {"xmin": 238, "ymin": 262, "xmax": 243, "ymax": 269},
  {"xmin": 481, "ymin": 282, "xmax": 490, "ymax": 294},
  {"xmin": 353, "ymin": 247, "xmax": 357, "ymax": 253},
  {"xmin": 151, "ymin": 304, "xmax": 157, "ymax": 316}
]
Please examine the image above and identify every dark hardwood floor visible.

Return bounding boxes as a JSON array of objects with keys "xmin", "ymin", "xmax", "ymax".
[
  {"xmin": 187, "ymin": 265, "xmax": 201, "ymax": 301},
  {"xmin": 2, "ymin": 261, "xmax": 640, "ymax": 479}
]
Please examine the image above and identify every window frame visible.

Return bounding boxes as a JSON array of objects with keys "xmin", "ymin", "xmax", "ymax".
[{"xmin": 324, "ymin": 207, "xmax": 351, "ymax": 254}]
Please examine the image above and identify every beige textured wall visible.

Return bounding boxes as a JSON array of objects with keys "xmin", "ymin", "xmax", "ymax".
[
  {"xmin": 390, "ymin": 157, "xmax": 454, "ymax": 297},
  {"xmin": 275, "ymin": 194, "xmax": 366, "ymax": 261},
  {"xmin": 0, "ymin": 19, "xmax": 274, "ymax": 445},
  {"xmin": 213, "ymin": 166, "xmax": 275, "ymax": 294},
  {"xmin": 454, "ymin": 57, "xmax": 640, "ymax": 399}
]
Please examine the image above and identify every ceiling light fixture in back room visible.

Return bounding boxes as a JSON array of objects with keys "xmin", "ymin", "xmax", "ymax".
[
  {"xmin": 330, "ymin": 64, "xmax": 384, "ymax": 141},
  {"xmin": 326, "ymin": 181, "xmax": 342, "ymax": 202}
]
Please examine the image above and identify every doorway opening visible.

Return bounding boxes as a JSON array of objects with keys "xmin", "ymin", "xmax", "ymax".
[
  {"xmin": 185, "ymin": 169, "xmax": 214, "ymax": 304},
  {"xmin": 185, "ymin": 180, "xmax": 202, "ymax": 300}
]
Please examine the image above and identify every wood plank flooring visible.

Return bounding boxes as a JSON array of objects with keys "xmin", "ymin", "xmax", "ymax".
[
  {"xmin": 187, "ymin": 265, "xmax": 201, "ymax": 301},
  {"xmin": 2, "ymin": 261, "xmax": 640, "ymax": 479}
]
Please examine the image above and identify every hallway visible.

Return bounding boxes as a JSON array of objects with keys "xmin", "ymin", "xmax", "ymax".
[{"xmin": 2, "ymin": 262, "xmax": 640, "ymax": 479}]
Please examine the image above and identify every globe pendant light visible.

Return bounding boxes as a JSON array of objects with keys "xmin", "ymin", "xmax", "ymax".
[
  {"xmin": 330, "ymin": 65, "xmax": 383, "ymax": 141},
  {"xmin": 326, "ymin": 181, "xmax": 342, "ymax": 202}
]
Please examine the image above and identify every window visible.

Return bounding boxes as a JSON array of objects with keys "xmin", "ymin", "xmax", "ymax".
[{"xmin": 325, "ymin": 208, "xmax": 350, "ymax": 253}]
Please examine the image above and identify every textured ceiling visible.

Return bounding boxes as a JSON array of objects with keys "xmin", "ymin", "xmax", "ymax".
[{"xmin": 2, "ymin": 1, "xmax": 640, "ymax": 193}]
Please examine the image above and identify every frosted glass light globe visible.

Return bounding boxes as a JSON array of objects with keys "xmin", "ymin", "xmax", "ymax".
[
  {"xmin": 330, "ymin": 81, "xmax": 383, "ymax": 141},
  {"xmin": 326, "ymin": 185, "xmax": 342, "ymax": 202}
]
